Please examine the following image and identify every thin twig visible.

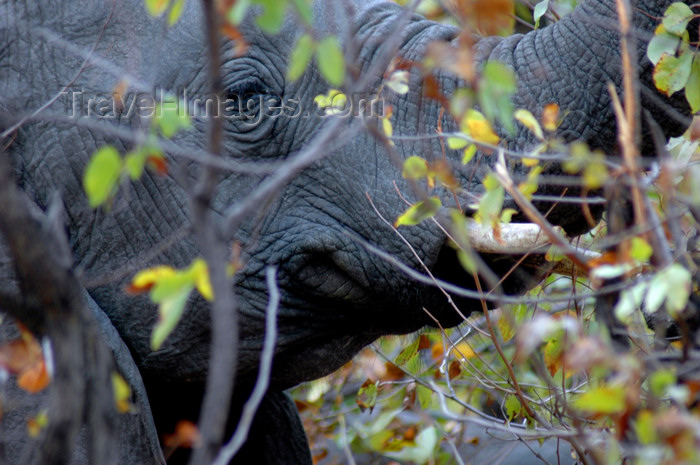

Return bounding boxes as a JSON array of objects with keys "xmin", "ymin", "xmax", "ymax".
[
  {"xmin": 493, "ymin": 151, "xmax": 591, "ymax": 272},
  {"xmin": 212, "ymin": 267, "xmax": 279, "ymax": 465}
]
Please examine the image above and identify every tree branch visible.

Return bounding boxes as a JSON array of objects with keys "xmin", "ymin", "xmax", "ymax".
[{"xmin": 0, "ymin": 152, "xmax": 116, "ymax": 465}]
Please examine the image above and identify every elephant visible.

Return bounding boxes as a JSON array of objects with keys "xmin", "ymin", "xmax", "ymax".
[{"xmin": 0, "ymin": 0, "xmax": 695, "ymax": 464}]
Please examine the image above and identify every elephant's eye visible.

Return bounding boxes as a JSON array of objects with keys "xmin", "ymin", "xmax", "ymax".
[
  {"xmin": 224, "ymin": 78, "xmax": 277, "ymax": 119},
  {"xmin": 226, "ymin": 78, "xmax": 267, "ymax": 102}
]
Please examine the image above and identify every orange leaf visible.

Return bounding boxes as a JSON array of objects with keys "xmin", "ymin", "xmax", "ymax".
[
  {"xmin": 0, "ymin": 339, "xmax": 37, "ymax": 374},
  {"xmin": 0, "ymin": 327, "xmax": 43, "ymax": 376},
  {"xmin": 383, "ymin": 362, "xmax": 405, "ymax": 382},
  {"xmin": 417, "ymin": 334, "xmax": 430, "ymax": 351},
  {"xmin": 402, "ymin": 425, "xmax": 417, "ymax": 441},
  {"xmin": 163, "ymin": 420, "xmax": 201, "ymax": 449},
  {"xmin": 472, "ymin": 0, "xmax": 515, "ymax": 35},
  {"xmin": 18, "ymin": 360, "xmax": 50, "ymax": 394},
  {"xmin": 430, "ymin": 342, "xmax": 444, "ymax": 360},
  {"xmin": 147, "ymin": 153, "xmax": 168, "ymax": 176},
  {"xmin": 448, "ymin": 360, "xmax": 461, "ymax": 380},
  {"xmin": 542, "ymin": 103, "xmax": 560, "ymax": 132},
  {"xmin": 312, "ymin": 450, "xmax": 329, "ymax": 465},
  {"xmin": 220, "ymin": 24, "xmax": 249, "ymax": 56},
  {"xmin": 112, "ymin": 79, "xmax": 129, "ymax": 114},
  {"xmin": 448, "ymin": 0, "xmax": 515, "ymax": 36}
]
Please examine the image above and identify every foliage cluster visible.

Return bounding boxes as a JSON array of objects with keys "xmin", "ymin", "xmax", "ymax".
[{"xmin": 1, "ymin": 0, "xmax": 699, "ymax": 464}]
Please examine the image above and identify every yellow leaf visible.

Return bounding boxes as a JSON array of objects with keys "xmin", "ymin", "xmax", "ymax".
[
  {"xmin": 463, "ymin": 110, "xmax": 500, "ymax": 145},
  {"xmin": 127, "ymin": 266, "xmax": 176, "ymax": 294},
  {"xmin": 145, "ymin": 0, "xmax": 169, "ymax": 17},
  {"xmin": 572, "ymin": 385, "xmax": 627, "ymax": 414},
  {"xmin": 382, "ymin": 116, "xmax": 393, "ymax": 138},
  {"xmin": 190, "ymin": 258, "xmax": 214, "ymax": 301},
  {"xmin": 522, "ymin": 157, "xmax": 539, "ymax": 167},
  {"xmin": 112, "ymin": 372, "xmax": 132, "ymax": 413},
  {"xmin": 514, "ymin": 108, "xmax": 544, "ymax": 140},
  {"xmin": 27, "ymin": 411, "xmax": 48, "ymax": 438},
  {"xmin": 394, "ymin": 197, "xmax": 442, "ymax": 227},
  {"xmin": 450, "ymin": 342, "xmax": 476, "ymax": 360}
]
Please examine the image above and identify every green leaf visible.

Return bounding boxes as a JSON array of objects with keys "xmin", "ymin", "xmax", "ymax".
[
  {"xmin": 647, "ymin": 26, "xmax": 681, "ymax": 65},
  {"xmin": 155, "ymin": 99, "xmax": 191, "ymax": 138},
  {"xmin": 151, "ymin": 285, "xmax": 191, "ymax": 350},
  {"xmin": 664, "ymin": 263, "xmax": 691, "ymax": 316},
  {"xmin": 167, "ymin": 0, "xmax": 185, "ymax": 25},
  {"xmin": 505, "ymin": 395, "xmax": 522, "ymax": 420},
  {"xmin": 416, "ymin": 385, "xmax": 433, "ymax": 409},
  {"xmin": 479, "ymin": 61, "xmax": 516, "ymax": 134},
  {"xmin": 662, "ymin": 2, "xmax": 694, "ymax": 36},
  {"xmin": 629, "ymin": 237, "xmax": 653, "ymax": 262},
  {"xmin": 290, "ymin": 0, "xmax": 313, "ymax": 26},
  {"xmin": 648, "ymin": 369, "xmax": 676, "ymax": 397},
  {"xmin": 653, "ymin": 49, "xmax": 693, "ymax": 96},
  {"xmin": 254, "ymin": 0, "xmax": 287, "ymax": 34},
  {"xmin": 461, "ymin": 144, "xmax": 477, "ymax": 164},
  {"xmin": 483, "ymin": 172, "xmax": 500, "ymax": 191},
  {"xmin": 145, "ymin": 0, "xmax": 169, "ymax": 17},
  {"xmin": 615, "ymin": 281, "xmax": 647, "ymax": 322},
  {"xmin": 447, "ymin": 136, "xmax": 468, "ymax": 150},
  {"xmin": 457, "ymin": 249, "xmax": 477, "ymax": 274},
  {"xmin": 686, "ymin": 54, "xmax": 700, "ymax": 113},
  {"xmin": 316, "ymin": 36, "xmax": 345, "ymax": 86},
  {"xmin": 582, "ymin": 156, "xmax": 608, "ymax": 189},
  {"xmin": 635, "ymin": 410, "xmax": 658, "ymax": 444},
  {"xmin": 287, "ymin": 34, "xmax": 314, "ymax": 81},
  {"xmin": 356, "ymin": 380, "xmax": 378, "ymax": 413},
  {"xmin": 402, "ymin": 156, "xmax": 429, "ymax": 179},
  {"xmin": 124, "ymin": 150, "xmax": 147, "ymax": 180},
  {"xmin": 572, "ymin": 385, "xmax": 627, "ymax": 414},
  {"xmin": 83, "ymin": 146, "xmax": 122, "ymax": 208},
  {"xmin": 483, "ymin": 61, "xmax": 516, "ymax": 93},
  {"xmin": 477, "ymin": 179, "xmax": 504, "ymax": 225},
  {"xmin": 227, "ymin": 0, "xmax": 251, "ymax": 25},
  {"xmin": 385, "ymin": 426, "xmax": 437, "ymax": 464},
  {"xmin": 395, "ymin": 337, "xmax": 422, "ymax": 366},
  {"xmin": 533, "ymin": 0, "xmax": 548, "ymax": 29},
  {"xmin": 394, "ymin": 197, "xmax": 442, "ymax": 227}
]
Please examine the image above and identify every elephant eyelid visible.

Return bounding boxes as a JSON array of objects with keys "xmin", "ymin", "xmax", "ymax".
[{"xmin": 226, "ymin": 78, "xmax": 269, "ymax": 99}]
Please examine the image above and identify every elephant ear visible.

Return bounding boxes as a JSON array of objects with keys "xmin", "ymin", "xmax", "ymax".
[{"xmin": 0, "ymin": 290, "xmax": 165, "ymax": 465}]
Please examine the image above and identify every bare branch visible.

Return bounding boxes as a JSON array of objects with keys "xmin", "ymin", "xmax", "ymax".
[
  {"xmin": 213, "ymin": 267, "xmax": 279, "ymax": 465},
  {"xmin": 0, "ymin": 153, "xmax": 117, "ymax": 465}
]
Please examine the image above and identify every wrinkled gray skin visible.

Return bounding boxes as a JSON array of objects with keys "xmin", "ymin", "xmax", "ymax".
[{"xmin": 0, "ymin": 0, "xmax": 693, "ymax": 463}]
